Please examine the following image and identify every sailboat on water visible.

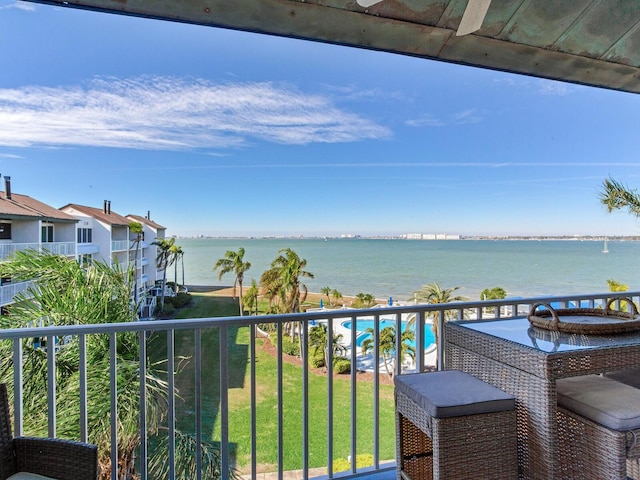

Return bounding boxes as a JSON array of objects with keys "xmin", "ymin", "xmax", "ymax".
[{"xmin": 602, "ymin": 237, "xmax": 609, "ymax": 254}]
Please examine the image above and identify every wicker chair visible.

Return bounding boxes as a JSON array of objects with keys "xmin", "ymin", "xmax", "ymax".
[{"xmin": 0, "ymin": 384, "xmax": 98, "ymax": 480}]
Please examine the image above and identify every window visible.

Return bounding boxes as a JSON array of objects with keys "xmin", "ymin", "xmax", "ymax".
[
  {"xmin": 0, "ymin": 222, "xmax": 10, "ymax": 240},
  {"xmin": 79, "ymin": 254, "xmax": 92, "ymax": 268},
  {"xmin": 41, "ymin": 223, "xmax": 54, "ymax": 243},
  {"xmin": 77, "ymin": 227, "xmax": 93, "ymax": 243}
]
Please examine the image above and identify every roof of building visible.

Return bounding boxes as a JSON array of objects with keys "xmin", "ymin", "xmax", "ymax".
[
  {"xmin": 0, "ymin": 191, "xmax": 78, "ymax": 223},
  {"xmin": 126, "ymin": 214, "xmax": 166, "ymax": 231},
  {"xmin": 61, "ymin": 203, "xmax": 131, "ymax": 227}
]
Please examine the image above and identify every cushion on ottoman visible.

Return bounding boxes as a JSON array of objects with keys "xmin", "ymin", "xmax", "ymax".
[
  {"xmin": 394, "ymin": 370, "xmax": 515, "ymax": 419},
  {"xmin": 557, "ymin": 374, "xmax": 640, "ymax": 431}
]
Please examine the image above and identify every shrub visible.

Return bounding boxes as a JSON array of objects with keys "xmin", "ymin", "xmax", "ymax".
[
  {"xmin": 172, "ymin": 292, "xmax": 192, "ymax": 308},
  {"xmin": 333, "ymin": 358, "xmax": 351, "ymax": 374},
  {"xmin": 272, "ymin": 334, "xmax": 300, "ymax": 357},
  {"xmin": 333, "ymin": 454, "xmax": 374, "ymax": 472},
  {"xmin": 310, "ymin": 350, "xmax": 325, "ymax": 368},
  {"xmin": 154, "ymin": 303, "xmax": 175, "ymax": 318}
]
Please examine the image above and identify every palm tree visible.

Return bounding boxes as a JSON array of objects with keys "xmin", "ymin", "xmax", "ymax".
[
  {"xmin": 320, "ymin": 286, "xmax": 331, "ymax": 306},
  {"xmin": 411, "ymin": 282, "xmax": 468, "ymax": 346},
  {"xmin": 244, "ymin": 279, "xmax": 260, "ymax": 316},
  {"xmin": 354, "ymin": 292, "xmax": 376, "ymax": 308},
  {"xmin": 308, "ymin": 324, "xmax": 347, "ymax": 371},
  {"xmin": 261, "ymin": 248, "xmax": 314, "ymax": 314},
  {"xmin": 170, "ymin": 243, "xmax": 184, "ymax": 294},
  {"xmin": 360, "ymin": 325, "xmax": 415, "ymax": 377},
  {"xmin": 600, "ymin": 177, "xmax": 640, "ymax": 216},
  {"xmin": 213, "ymin": 247, "xmax": 251, "ymax": 316},
  {"xmin": 330, "ymin": 289, "xmax": 343, "ymax": 307},
  {"xmin": 152, "ymin": 237, "xmax": 176, "ymax": 309},
  {"xmin": 260, "ymin": 248, "xmax": 314, "ymax": 346},
  {"xmin": 128, "ymin": 221, "xmax": 144, "ymax": 308},
  {"xmin": 0, "ymin": 249, "xmax": 229, "ymax": 480}
]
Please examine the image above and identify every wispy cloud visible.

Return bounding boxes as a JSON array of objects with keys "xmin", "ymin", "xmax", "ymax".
[
  {"xmin": 0, "ymin": 76, "xmax": 391, "ymax": 150},
  {"xmin": 405, "ymin": 108, "xmax": 483, "ymax": 127},
  {"xmin": 1, "ymin": 1, "xmax": 35, "ymax": 11},
  {"xmin": 0, "ymin": 153, "xmax": 22, "ymax": 159}
]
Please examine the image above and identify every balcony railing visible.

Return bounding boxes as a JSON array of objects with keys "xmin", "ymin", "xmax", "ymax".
[
  {"xmin": 0, "ymin": 291, "xmax": 637, "ymax": 480},
  {"xmin": 0, "ymin": 280, "xmax": 33, "ymax": 306},
  {"xmin": 0, "ymin": 242, "xmax": 40, "ymax": 260},
  {"xmin": 112, "ymin": 240, "xmax": 130, "ymax": 252},
  {"xmin": 41, "ymin": 241, "xmax": 76, "ymax": 256},
  {"xmin": 0, "ymin": 242, "xmax": 75, "ymax": 260}
]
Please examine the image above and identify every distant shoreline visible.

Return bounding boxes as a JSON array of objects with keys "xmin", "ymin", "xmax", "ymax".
[
  {"xmin": 186, "ymin": 285, "xmax": 378, "ymax": 308},
  {"xmin": 175, "ymin": 235, "xmax": 640, "ymax": 241}
]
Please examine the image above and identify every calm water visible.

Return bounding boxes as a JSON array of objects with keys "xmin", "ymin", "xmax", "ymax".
[{"xmin": 176, "ymin": 238, "xmax": 640, "ymax": 301}]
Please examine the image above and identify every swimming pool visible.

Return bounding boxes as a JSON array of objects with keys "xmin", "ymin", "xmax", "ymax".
[{"xmin": 342, "ymin": 318, "xmax": 436, "ymax": 348}]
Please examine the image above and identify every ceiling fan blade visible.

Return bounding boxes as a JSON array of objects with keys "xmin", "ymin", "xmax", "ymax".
[
  {"xmin": 357, "ymin": 0, "xmax": 384, "ymax": 7},
  {"xmin": 456, "ymin": 0, "xmax": 492, "ymax": 36}
]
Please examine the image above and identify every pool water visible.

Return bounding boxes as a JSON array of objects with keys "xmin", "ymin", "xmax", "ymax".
[{"xmin": 342, "ymin": 318, "xmax": 436, "ymax": 348}]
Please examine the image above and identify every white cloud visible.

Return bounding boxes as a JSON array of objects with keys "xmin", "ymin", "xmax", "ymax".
[
  {"xmin": 405, "ymin": 116, "xmax": 446, "ymax": 127},
  {"xmin": 0, "ymin": 153, "xmax": 22, "ymax": 158},
  {"xmin": 0, "ymin": 76, "xmax": 391, "ymax": 150},
  {"xmin": 0, "ymin": 1, "xmax": 35, "ymax": 11}
]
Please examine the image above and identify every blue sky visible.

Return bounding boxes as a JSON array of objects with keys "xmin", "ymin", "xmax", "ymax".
[{"xmin": 2, "ymin": 1, "xmax": 640, "ymax": 238}]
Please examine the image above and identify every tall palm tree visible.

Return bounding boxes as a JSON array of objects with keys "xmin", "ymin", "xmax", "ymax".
[
  {"xmin": 0, "ymin": 249, "xmax": 229, "ymax": 480},
  {"xmin": 411, "ymin": 282, "xmax": 468, "ymax": 347},
  {"xmin": 263, "ymin": 248, "xmax": 314, "ymax": 314},
  {"xmin": 128, "ymin": 221, "xmax": 144, "ymax": 307},
  {"xmin": 360, "ymin": 326, "xmax": 415, "ymax": 377},
  {"xmin": 152, "ymin": 237, "xmax": 175, "ymax": 309},
  {"xmin": 213, "ymin": 247, "xmax": 251, "ymax": 316},
  {"xmin": 170, "ymin": 243, "xmax": 184, "ymax": 294},
  {"xmin": 600, "ymin": 177, "xmax": 640, "ymax": 216}
]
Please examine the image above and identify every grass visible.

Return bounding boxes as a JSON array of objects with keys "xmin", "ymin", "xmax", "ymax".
[{"xmin": 149, "ymin": 293, "xmax": 396, "ymax": 473}]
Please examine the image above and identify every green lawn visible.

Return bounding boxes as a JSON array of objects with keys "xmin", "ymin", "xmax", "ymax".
[{"xmin": 149, "ymin": 293, "xmax": 396, "ymax": 473}]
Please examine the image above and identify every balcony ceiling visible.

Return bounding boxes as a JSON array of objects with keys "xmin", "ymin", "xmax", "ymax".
[{"xmin": 27, "ymin": 0, "xmax": 640, "ymax": 94}]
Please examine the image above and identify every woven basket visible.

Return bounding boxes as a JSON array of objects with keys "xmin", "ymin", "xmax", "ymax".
[{"xmin": 527, "ymin": 298, "xmax": 640, "ymax": 334}]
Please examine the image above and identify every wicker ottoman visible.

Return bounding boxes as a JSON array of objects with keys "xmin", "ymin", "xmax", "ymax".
[
  {"xmin": 394, "ymin": 370, "xmax": 518, "ymax": 480},
  {"xmin": 557, "ymin": 374, "xmax": 640, "ymax": 480}
]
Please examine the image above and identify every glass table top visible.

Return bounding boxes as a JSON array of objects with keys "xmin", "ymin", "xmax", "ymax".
[{"xmin": 451, "ymin": 317, "xmax": 640, "ymax": 353}]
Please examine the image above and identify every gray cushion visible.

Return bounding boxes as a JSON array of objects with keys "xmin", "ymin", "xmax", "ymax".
[
  {"xmin": 557, "ymin": 375, "xmax": 640, "ymax": 431},
  {"xmin": 394, "ymin": 370, "xmax": 515, "ymax": 419},
  {"xmin": 604, "ymin": 367, "xmax": 640, "ymax": 389}
]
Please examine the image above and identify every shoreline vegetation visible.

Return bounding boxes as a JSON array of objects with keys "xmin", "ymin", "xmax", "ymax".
[{"xmin": 187, "ymin": 285, "xmax": 385, "ymax": 309}]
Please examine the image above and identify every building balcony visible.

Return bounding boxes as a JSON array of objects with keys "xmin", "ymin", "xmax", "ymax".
[
  {"xmin": 0, "ymin": 291, "xmax": 636, "ymax": 480},
  {"xmin": 0, "ymin": 280, "xmax": 32, "ymax": 306},
  {"xmin": 111, "ymin": 240, "xmax": 129, "ymax": 252},
  {"xmin": 0, "ymin": 242, "xmax": 40, "ymax": 260},
  {"xmin": 0, "ymin": 242, "xmax": 76, "ymax": 260},
  {"xmin": 40, "ymin": 241, "xmax": 76, "ymax": 257}
]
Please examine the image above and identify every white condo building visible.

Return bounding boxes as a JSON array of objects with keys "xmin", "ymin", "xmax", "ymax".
[
  {"xmin": 60, "ymin": 202, "xmax": 167, "ymax": 318},
  {"xmin": 0, "ymin": 176, "xmax": 78, "ymax": 312}
]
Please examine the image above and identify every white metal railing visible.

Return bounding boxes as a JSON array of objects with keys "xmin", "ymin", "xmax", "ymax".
[
  {"xmin": 0, "ymin": 242, "xmax": 75, "ymax": 260},
  {"xmin": 0, "ymin": 281, "xmax": 32, "ymax": 306},
  {"xmin": 0, "ymin": 242, "xmax": 40, "ymax": 260},
  {"xmin": 0, "ymin": 291, "xmax": 638, "ymax": 480},
  {"xmin": 40, "ymin": 241, "xmax": 76, "ymax": 256},
  {"xmin": 111, "ymin": 240, "xmax": 129, "ymax": 252}
]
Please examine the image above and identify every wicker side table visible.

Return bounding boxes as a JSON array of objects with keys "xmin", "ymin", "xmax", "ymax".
[{"xmin": 395, "ymin": 370, "xmax": 518, "ymax": 480}]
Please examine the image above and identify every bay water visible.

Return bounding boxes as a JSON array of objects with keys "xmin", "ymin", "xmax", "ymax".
[{"xmin": 177, "ymin": 238, "xmax": 640, "ymax": 302}]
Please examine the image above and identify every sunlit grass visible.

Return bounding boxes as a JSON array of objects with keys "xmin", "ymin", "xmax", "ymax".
[{"xmin": 149, "ymin": 293, "xmax": 395, "ymax": 473}]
